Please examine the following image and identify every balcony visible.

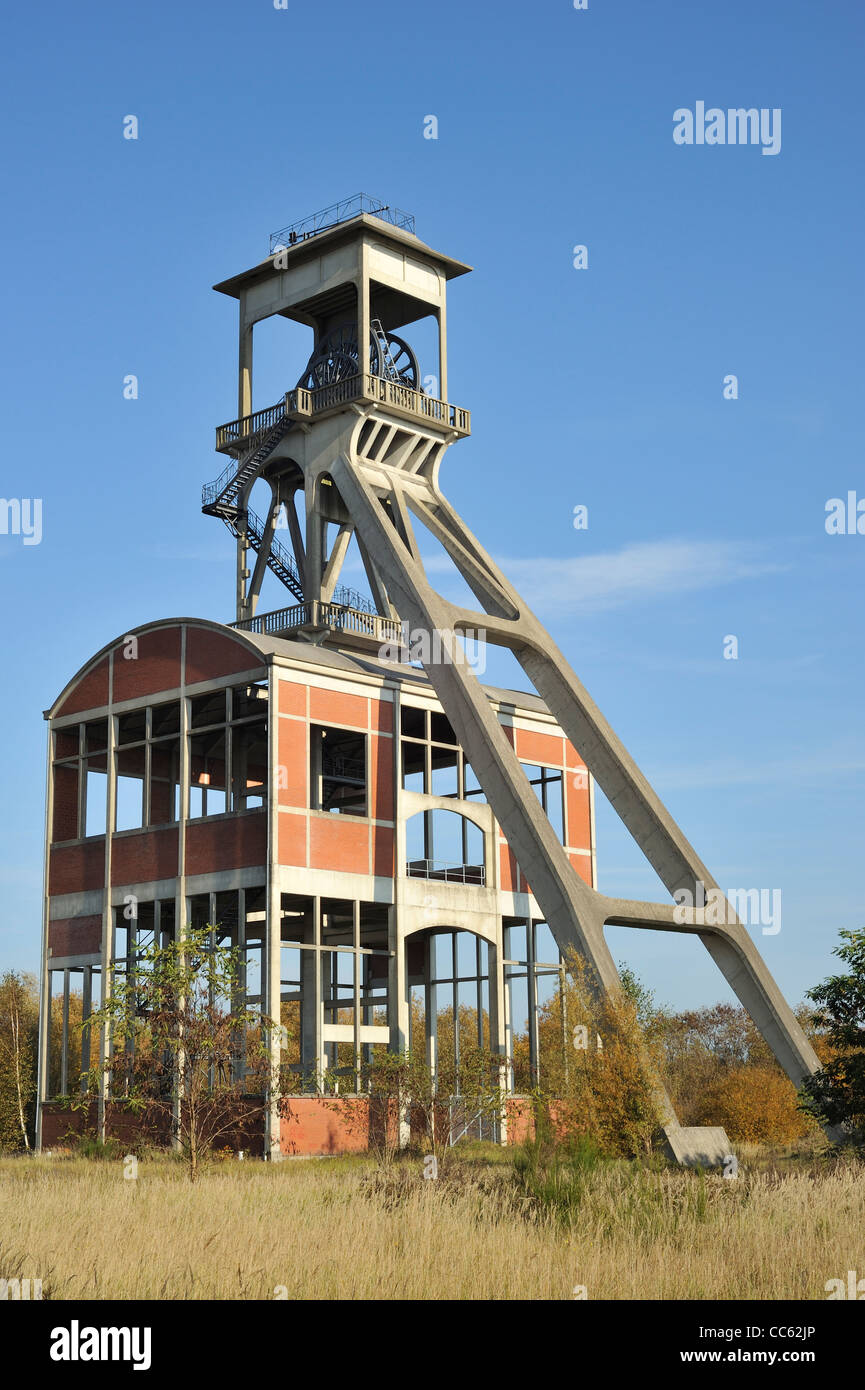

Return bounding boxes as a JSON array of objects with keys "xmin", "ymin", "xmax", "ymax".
[
  {"xmin": 215, "ymin": 374, "xmax": 471, "ymax": 456},
  {"xmin": 232, "ymin": 599, "xmax": 406, "ymax": 655}
]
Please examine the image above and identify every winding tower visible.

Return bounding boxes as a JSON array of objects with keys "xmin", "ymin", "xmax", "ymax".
[{"xmin": 197, "ymin": 194, "xmax": 827, "ymax": 1160}]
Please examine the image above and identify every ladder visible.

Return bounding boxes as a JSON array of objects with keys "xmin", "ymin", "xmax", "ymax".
[{"xmin": 370, "ymin": 318, "xmax": 402, "ymax": 382}]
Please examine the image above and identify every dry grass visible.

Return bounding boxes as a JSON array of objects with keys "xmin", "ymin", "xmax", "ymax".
[{"xmin": 0, "ymin": 1147, "xmax": 863, "ymax": 1300}]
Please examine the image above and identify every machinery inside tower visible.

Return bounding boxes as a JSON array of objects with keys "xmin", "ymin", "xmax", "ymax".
[{"xmin": 298, "ymin": 320, "xmax": 421, "ymax": 391}]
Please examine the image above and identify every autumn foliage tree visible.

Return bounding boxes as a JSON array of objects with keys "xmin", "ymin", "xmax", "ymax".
[
  {"xmin": 799, "ymin": 927, "xmax": 865, "ymax": 1144},
  {"xmin": 0, "ymin": 971, "xmax": 39, "ymax": 1151},
  {"xmin": 527, "ymin": 953, "xmax": 665, "ymax": 1158}
]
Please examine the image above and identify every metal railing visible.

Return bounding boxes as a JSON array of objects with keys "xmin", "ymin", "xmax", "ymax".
[
  {"xmin": 269, "ymin": 194, "xmax": 415, "ymax": 254},
  {"xmin": 406, "ymin": 860, "xmax": 486, "ymax": 886},
  {"xmin": 214, "ymin": 376, "xmax": 470, "ymax": 456},
  {"xmin": 232, "ymin": 601, "xmax": 404, "ymax": 647},
  {"xmin": 214, "ymin": 397, "xmax": 293, "ymax": 455}
]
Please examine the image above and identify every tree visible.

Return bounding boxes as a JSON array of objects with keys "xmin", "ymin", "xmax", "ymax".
[
  {"xmin": 530, "ymin": 952, "xmax": 666, "ymax": 1158},
  {"xmin": 799, "ymin": 927, "xmax": 865, "ymax": 1143},
  {"xmin": 80, "ymin": 926, "xmax": 289, "ymax": 1179},
  {"xmin": 0, "ymin": 972, "xmax": 39, "ymax": 1151}
]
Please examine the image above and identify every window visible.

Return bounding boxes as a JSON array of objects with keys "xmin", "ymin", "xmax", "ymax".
[
  {"xmin": 427, "ymin": 929, "xmax": 492, "ymax": 1090},
  {"xmin": 310, "ymin": 725, "xmax": 367, "ymax": 816},
  {"xmin": 504, "ymin": 919, "xmax": 563, "ymax": 1092},
  {"xmin": 188, "ymin": 684, "xmax": 267, "ymax": 819},
  {"xmin": 400, "ymin": 705, "xmax": 467, "ymax": 799},
  {"xmin": 521, "ymin": 762, "xmax": 564, "ymax": 841}
]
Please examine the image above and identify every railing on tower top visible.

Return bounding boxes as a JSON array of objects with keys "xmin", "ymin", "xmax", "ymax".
[
  {"xmin": 269, "ymin": 194, "xmax": 415, "ymax": 255},
  {"xmin": 213, "ymin": 377, "xmax": 470, "ymax": 456},
  {"xmin": 232, "ymin": 601, "xmax": 404, "ymax": 647}
]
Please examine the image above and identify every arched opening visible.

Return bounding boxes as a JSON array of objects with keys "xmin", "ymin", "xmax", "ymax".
[
  {"xmin": 406, "ymin": 926, "xmax": 500, "ymax": 1142},
  {"xmin": 405, "ymin": 807, "xmax": 485, "ymax": 885}
]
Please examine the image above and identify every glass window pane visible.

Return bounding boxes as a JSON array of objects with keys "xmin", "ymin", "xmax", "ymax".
[
  {"xmin": 401, "ymin": 741, "xmax": 426, "ymax": 793},
  {"xmin": 505, "ymin": 922, "xmax": 527, "ymax": 963},
  {"xmin": 535, "ymin": 922, "xmax": 559, "ymax": 965},
  {"xmin": 430, "ymin": 711, "xmax": 457, "ymax": 746},
  {"xmin": 546, "ymin": 777, "xmax": 564, "ymax": 841},
  {"xmin": 430, "ymin": 746, "xmax": 458, "ymax": 797},
  {"xmin": 433, "ymin": 933, "xmax": 454, "ymax": 981},
  {"xmin": 117, "ymin": 709, "xmax": 147, "ymax": 746},
  {"xmin": 456, "ymin": 931, "xmax": 476, "ymax": 978},
  {"xmin": 400, "ymin": 706, "xmax": 426, "ymax": 739},
  {"xmin": 151, "ymin": 701, "xmax": 180, "ymax": 737},
  {"xmin": 85, "ymin": 768, "xmax": 107, "ymax": 836},
  {"xmin": 191, "ymin": 691, "xmax": 226, "ymax": 729}
]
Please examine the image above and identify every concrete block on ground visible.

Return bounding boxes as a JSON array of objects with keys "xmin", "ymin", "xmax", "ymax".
[{"xmin": 663, "ymin": 1124, "xmax": 731, "ymax": 1168}]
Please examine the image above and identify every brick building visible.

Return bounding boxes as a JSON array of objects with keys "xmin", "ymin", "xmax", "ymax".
[{"xmin": 39, "ymin": 617, "xmax": 594, "ymax": 1154}]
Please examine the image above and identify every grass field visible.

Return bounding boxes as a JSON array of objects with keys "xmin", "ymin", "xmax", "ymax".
[{"xmin": 1, "ymin": 1143, "xmax": 863, "ymax": 1300}]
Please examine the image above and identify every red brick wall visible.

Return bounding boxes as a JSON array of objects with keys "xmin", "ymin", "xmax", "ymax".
[
  {"xmin": 186, "ymin": 627, "xmax": 261, "ymax": 684},
  {"xmin": 48, "ymin": 914, "xmax": 102, "ymax": 957},
  {"xmin": 49, "ymin": 840, "xmax": 105, "ymax": 896},
  {"xmin": 111, "ymin": 828, "xmax": 179, "ymax": 886},
  {"xmin": 57, "ymin": 657, "xmax": 109, "ymax": 717},
  {"xmin": 281, "ymin": 1097, "xmax": 378, "ymax": 1156},
  {"xmin": 185, "ymin": 814, "xmax": 267, "ymax": 877},
  {"xmin": 52, "ymin": 764, "xmax": 79, "ymax": 842},
  {"xmin": 278, "ymin": 811, "xmax": 307, "ymax": 867},
  {"xmin": 369, "ymin": 732, "xmax": 393, "ymax": 821},
  {"xmin": 309, "ymin": 688, "xmax": 368, "ymax": 730},
  {"xmin": 310, "ymin": 816, "xmax": 368, "ymax": 875},
  {"xmin": 112, "ymin": 628, "xmax": 182, "ymax": 703},
  {"xmin": 277, "ymin": 717, "xmax": 307, "ymax": 809}
]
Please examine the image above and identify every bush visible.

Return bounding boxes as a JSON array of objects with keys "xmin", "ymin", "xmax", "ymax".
[{"xmin": 694, "ymin": 1065, "xmax": 812, "ymax": 1144}]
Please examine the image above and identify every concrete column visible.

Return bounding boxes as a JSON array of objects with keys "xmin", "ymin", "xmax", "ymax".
[
  {"xmin": 238, "ymin": 312, "xmax": 253, "ymax": 419},
  {"xmin": 390, "ymin": 904, "xmax": 409, "ymax": 1053},
  {"xmin": 357, "ymin": 252, "xmax": 370, "ymax": 387},
  {"xmin": 98, "ymin": 658, "xmax": 117, "ymax": 1141},
  {"xmin": 36, "ymin": 721, "xmax": 54, "ymax": 1148},
  {"xmin": 300, "ymin": 896, "xmax": 323, "ymax": 1087},
  {"xmin": 437, "ymin": 301, "xmax": 447, "ymax": 401},
  {"xmin": 80, "ymin": 966, "xmax": 92, "ymax": 1091},
  {"xmin": 173, "ymin": 636, "xmax": 191, "ymax": 1150},
  {"xmin": 266, "ymin": 667, "xmax": 282, "ymax": 1157},
  {"xmin": 352, "ymin": 900, "xmax": 361, "ymax": 1091},
  {"xmin": 60, "ymin": 970, "xmax": 70, "ymax": 1097}
]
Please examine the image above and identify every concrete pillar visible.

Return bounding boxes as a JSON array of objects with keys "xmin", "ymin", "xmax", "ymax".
[
  {"xmin": 238, "ymin": 314, "xmax": 253, "ymax": 419},
  {"xmin": 437, "ymin": 302, "xmax": 447, "ymax": 401},
  {"xmin": 36, "ymin": 722, "xmax": 54, "ymax": 1148},
  {"xmin": 357, "ymin": 253, "xmax": 370, "ymax": 388},
  {"xmin": 300, "ymin": 896, "xmax": 323, "ymax": 1087},
  {"xmin": 98, "ymin": 664, "xmax": 117, "ymax": 1141}
]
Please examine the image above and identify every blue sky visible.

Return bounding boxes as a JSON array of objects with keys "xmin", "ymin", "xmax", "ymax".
[{"xmin": 1, "ymin": 0, "xmax": 862, "ymax": 1013}]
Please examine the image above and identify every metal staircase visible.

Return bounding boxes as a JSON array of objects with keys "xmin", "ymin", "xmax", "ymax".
[
  {"xmin": 202, "ymin": 412, "xmax": 292, "ymax": 515},
  {"xmin": 202, "ymin": 410, "xmax": 305, "ymax": 601}
]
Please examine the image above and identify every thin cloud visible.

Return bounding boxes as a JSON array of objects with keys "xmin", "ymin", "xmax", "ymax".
[
  {"xmin": 648, "ymin": 750, "xmax": 865, "ymax": 791},
  {"xmin": 485, "ymin": 540, "xmax": 785, "ymax": 614}
]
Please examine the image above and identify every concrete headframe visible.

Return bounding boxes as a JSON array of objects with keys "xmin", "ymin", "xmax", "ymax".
[{"xmin": 202, "ymin": 197, "xmax": 828, "ymax": 1159}]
